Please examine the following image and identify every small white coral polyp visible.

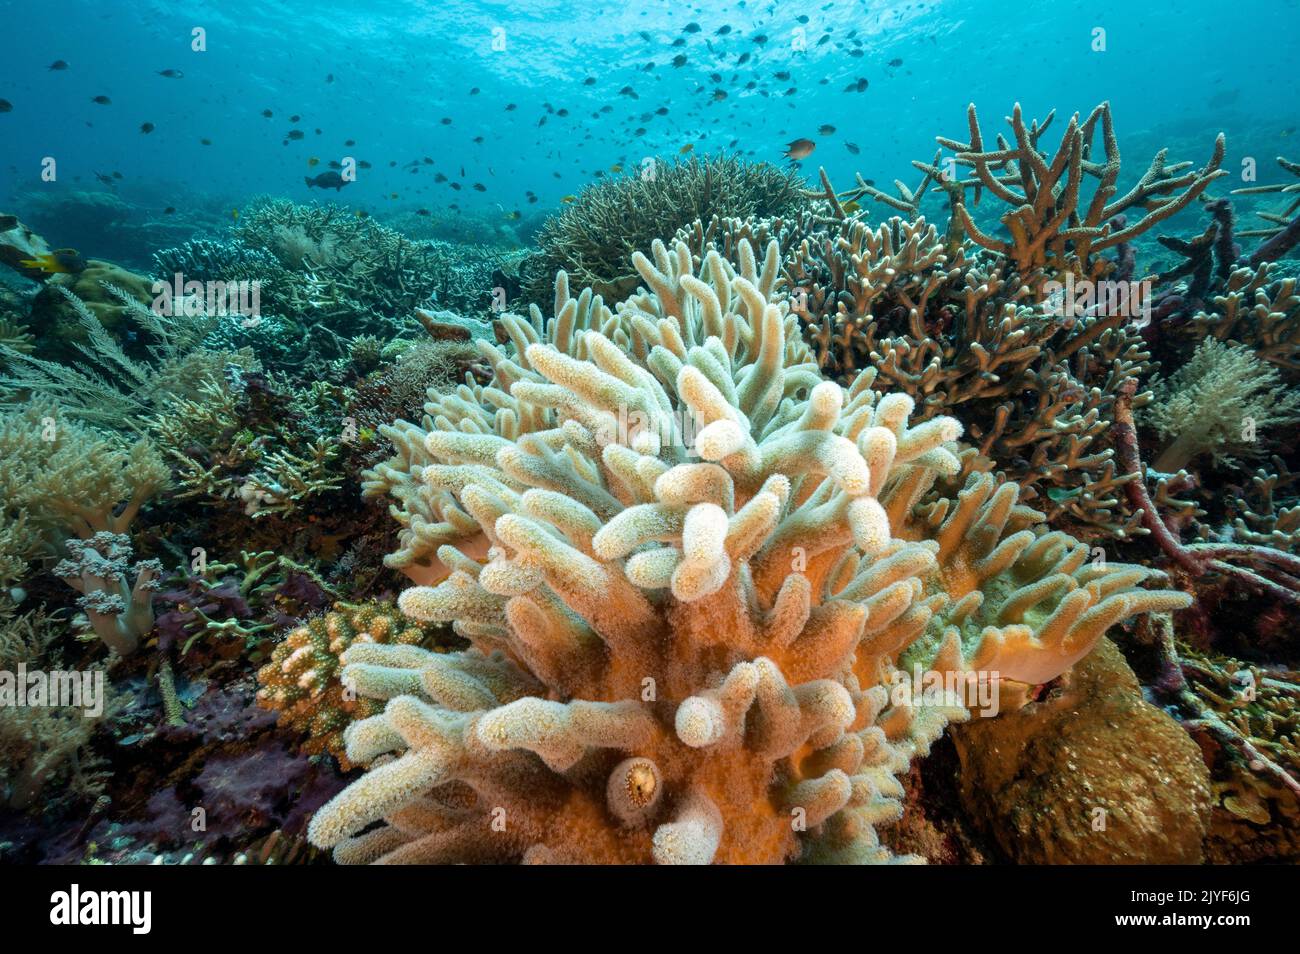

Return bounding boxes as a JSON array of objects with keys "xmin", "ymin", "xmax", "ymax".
[{"xmin": 311, "ymin": 239, "xmax": 1188, "ymax": 864}]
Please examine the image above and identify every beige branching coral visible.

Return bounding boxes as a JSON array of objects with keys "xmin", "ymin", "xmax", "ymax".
[
  {"xmin": 310, "ymin": 239, "xmax": 1189, "ymax": 864},
  {"xmin": 940, "ymin": 102, "xmax": 1226, "ymax": 279}
]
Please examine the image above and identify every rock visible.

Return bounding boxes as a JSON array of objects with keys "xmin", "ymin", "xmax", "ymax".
[{"xmin": 949, "ymin": 638, "xmax": 1212, "ymax": 863}]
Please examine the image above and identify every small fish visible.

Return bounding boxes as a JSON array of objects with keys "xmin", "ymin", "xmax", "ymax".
[
  {"xmin": 90, "ymin": 95, "xmax": 111, "ymax": 105},
  {"xmin": 231, "ymin": 208, "xmax": 239, "ymax": 220},
  {"xmin": 583, "ymin": 76, "xmax": 596, "ymax": 86},
  {"xmin": 473, "ymin": 183, "xmax": 486, "ymax": 192},
  {"xmin": 326, "ymin": 73, "xmax": 334, "ymax": 83},
  {"xmin": 845, "ymin": 78, "xmax": 869, "ymax": 93},
  {"xmin": 561, "ymin": 194, "xmax": 576, "ymax": 203},
  {"xmin": 440, "ymin": 117, "xmax": 452, "ymax": 125},
  {"xmin": 262, "ymin": 109, "xmax": 273, "ymax": 118},
  {"xmin": 845, "ymin": 142, "xmax": 861, "ymax": 155},
  {"xmin": 715, "ymin": 25, "xmax": 732, "ymax": 35},
  {"xmin": 140, "ymin": 122, "xmax": 154, "ymax": 133},
  {"xmin": 200, "ymin": 137, "xmax": 212, "ymax": 145},
  {"xmin": 305, "ymin": 171, "xmax": 350, "ymax": 191},
  {"xmin": 389, "ymin": 192, "xmax": 398, "ymax": 199},
  {"xmin": 783, "ymin": 138, "xmax": 816, "ymax": 160},
  {"xmin": 671, "ymin": 54, "xmax": 687, "ymax": 67},
  {"xmin": 287, "ymin": 129, "xmax": 304, "ymax": 140},
  {"xmin": 818, "ymin": 124, "xmax": 836, "ymax": 135},
  {"xmin": 307, "ymin": 157, "xmax": 320, "ymax": 167},
  {"xmin": 19, "ymin": 248, "xmax": 85, "ymax": 274},
  {"xmin": 290, "ymin": 114, "xmax": 301, "ymax": 122},
  {"xmin": 357, "ymin": 159, "xmax": 371, "ymax": 169},
  {"xmin": 0, "ymin": 99, "xmax": 11, "ymax": 113},
  {"xmin": 470, "ymin": 87, "xmax": 480, "ymax": 95},
  {"xmin": 505, "ymin": 103, "xmax": 517, "ymax": 111},
  {"xmin": 416, "ymin": 208, "xmax": 430, "ymax": 216},
  {"xmin": 609, "ymin": 163, "xmax": 623, "ymax": 173},
  {"xmin": 887, "ymin": 57, "xmax": 903, "ymax": 67},
  {"xmin": 48, "ymin": 60, "xmax": 69, "ymax": 71},
  {"xmin": 163, "ymin": 207, "xmax": 176, "ymax": 214},
  {"xmin": 345, "ymin": 138, "xmax": 355, "ymax": 146},
  {"xmin": 679, "ymin": 143, "xmax": 694, "ymax": 154},
  {"xmin": 842, "ymin": 200, "xmax": 861, "ymax": 214},
  {"xmin": 157, "ymin": 69, "xmax": 184, "ymax": 78},
  {"xmin": 683, "ymin": 22, "xmax": 701, "ymax": 33},
  {"xmin": 503, "ymin": 210, "xmax": 521, "ymax": 220}
]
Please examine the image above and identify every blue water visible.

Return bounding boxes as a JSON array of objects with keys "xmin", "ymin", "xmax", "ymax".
[{"xmin": 2, "ymin": 0, "xmax": 1297, "ymax": 245}]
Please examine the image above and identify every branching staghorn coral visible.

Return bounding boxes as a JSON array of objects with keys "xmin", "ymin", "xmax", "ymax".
[
  {"xmin": 774, "ymin": 213, "xmax": 1153, "ymax": 538},
  {"xmin": 1172, "ymin": 266, "xmax": 1300, "ymax": 378},
  {"xmin": 149, "ymin": 368, "xmax": 346, "ymax": 520},
  {"xmin": 308, "ymin": 237, "xmax": 1188, "ymax": 865},
  {"xmin": 936, "ymin": 102, "xmax": 1225, "ymax": 282},
  {"xmin": 1232, "ymin": 155, "xmax": 1300, "ymax": 262}
]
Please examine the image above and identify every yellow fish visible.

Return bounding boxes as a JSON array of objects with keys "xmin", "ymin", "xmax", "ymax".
[
  {"xmin": 307, "ymin": 156, "xmax": 320, "ymax": 167},
  {"xmin": 609, "ymin": 163, "xmax": 623, "ymax": 173},
  {"xmin": 679, "ymin": 143, "xmax": 694, "ymax": 155},
  {"xmin": 842, "ymin": 200, "xmax": 861, "ymax": 214},
  {"xmin": 18, "ymin": 248, "xmax": 85, "ymax": 274},
  {"xmin": 503, "ymin": 210, "xmax": 521, "ymax": 220},
  {"xmin": 561, "ymin": 194, "xmax": 576, "ymax": 204},
  {"xmin": 231, "ymin": 208, "xmax": 240, "ymax": 221}
]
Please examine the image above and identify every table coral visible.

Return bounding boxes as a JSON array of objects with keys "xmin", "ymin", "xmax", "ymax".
[{"xmin": 308, "ymin": 238, "xmax": 1188, "ymax": 864}]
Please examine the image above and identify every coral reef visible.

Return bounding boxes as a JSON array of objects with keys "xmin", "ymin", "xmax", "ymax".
[
  {"xmin": 308, "ymin": 237, "xmax": 1187, "ymax": 864},
  {"xmin": 5, "ymin": 89, "xmax": 1300, "ymax": 869}
]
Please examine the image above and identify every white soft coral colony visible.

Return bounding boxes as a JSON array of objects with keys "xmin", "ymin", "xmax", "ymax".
[{"xmin": 313, "ymin": 237, "xmax": 1190, "ymax": 864}]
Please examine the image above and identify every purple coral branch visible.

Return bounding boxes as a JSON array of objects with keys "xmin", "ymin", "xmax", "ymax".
[
  {"xmin": 1113, "ymin": 379, "xmax": 1300, "ymax": 607},
  {"xmin": 1248, "ymin": 211, "xmax": 1300, "ymax": 267}
]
